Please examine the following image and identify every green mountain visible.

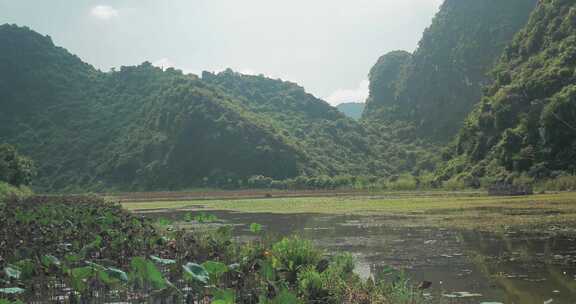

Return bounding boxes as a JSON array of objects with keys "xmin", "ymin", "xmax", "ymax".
[
  {"xmin": 202, "ymin": 70, "xmax": 384, "ymax": 176},
  {"xmin": 0, "ymin": 25, "xmax": 314, "ymax": 191},
  {"xmin": 363, "ymin": 51, "xmax": 412, "ymax": 122},
  {"xmin": 3, "ymin": 0, "xmax": 573, "ymax": 192},
  {"xmin": 336, "ymin": 102, "xmax": 365, "ymax": 120},
  {"xmin": 0, "ymin": 25, "xmax": 392, "ymax": 192},
  {"xmin": 363, "ymin": 0, "xmax": 537, "ymax": 142},
  {"xmin": 439, "ymin": 0, "xmax": 576, "ymax": 184}
]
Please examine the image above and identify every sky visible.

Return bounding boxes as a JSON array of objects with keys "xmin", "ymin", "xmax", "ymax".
[{"xmin": 0, "ymin": 0, "xmax": 443, "ymax": 106}]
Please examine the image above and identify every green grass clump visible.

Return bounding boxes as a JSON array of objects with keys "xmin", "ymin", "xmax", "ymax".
[{"xmin": 271, "ymin": 236, "xmax": 322, "ymax": 284}]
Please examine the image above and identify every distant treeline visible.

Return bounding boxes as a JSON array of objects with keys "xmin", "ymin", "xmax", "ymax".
[{"xmin": 214, "ymin": 173, "xmax": 576, "ymax": 193}]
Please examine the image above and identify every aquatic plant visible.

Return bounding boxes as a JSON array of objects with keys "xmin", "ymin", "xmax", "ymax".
[
  {"xmin": 270, "ymin": 236, "xmax": 322, "ymax": 285},
  {"xmin": 0, "ymin": 195, "xmax": 426, "ymax": 303}
]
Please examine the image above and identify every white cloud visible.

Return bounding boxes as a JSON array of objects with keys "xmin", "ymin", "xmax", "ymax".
[
  {"xmin": 91, "ymin": 5, "xmax": 119, "ymax": 20},
  {"xmin": 325, "ymin": 80, "xmax": 369, "ymax": 106}
]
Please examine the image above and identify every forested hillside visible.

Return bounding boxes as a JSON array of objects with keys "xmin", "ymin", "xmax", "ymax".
[
  {"xmin": 0, "ymin": 25, "xmax": 316, "ymax": 191},
  {"xmin": 439, "ymin": 0, "xmax": 576, "ymax": 185},
  {"xmin": 0, "ymin": 25, "xmax": 394, "ymax": 192},
  {"xmin": 202, "ymin": 71, "xmax": 385, "ymax": 176},
  {"xmin": 2, "ymin": 0, "xmax": 574, "ymax": 193},
  {"xmin": 363, "ymin": 0, "xmax": 537, "ymax": 142}
]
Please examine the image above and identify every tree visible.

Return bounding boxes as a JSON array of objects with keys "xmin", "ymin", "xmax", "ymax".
[{"xmin": 0, "ymin": 144, "xmax": 36, "ymax": 186}]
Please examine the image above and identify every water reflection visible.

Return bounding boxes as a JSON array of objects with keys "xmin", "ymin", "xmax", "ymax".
[
  {"xmin": 460, "ymin": 230, "xmax": 576, "ymax": 304},
  {"xmin": 145, "ymin": 209, "xmax": 576, "ymax": 303}
]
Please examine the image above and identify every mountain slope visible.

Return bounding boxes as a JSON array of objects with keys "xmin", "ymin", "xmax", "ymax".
[
  {"xmin": 0, "ymin": 25, "xmax": 311, "ymax": 191},
  {"xmin": 202, "ymin": 70, "xmax": 385, "ymax": 176},
  {"xmin": 439, "ymin": 0, "xmax": 576, "ymax": 184},
  {"xmin": 363, "ymin": 0, "xmax": 537, "ymax": 142},
  {"xmin": 363, "ymin": 51, "xmax": 412, "ymax": 121},
  {"xmin": 1, "ymin": 25, "xmax": 404, "ymax": 192}
]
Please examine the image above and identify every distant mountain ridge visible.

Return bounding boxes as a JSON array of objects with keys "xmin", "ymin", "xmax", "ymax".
[{"xmin": 336, "ymin": 102, "xmax": 365, "ymax": 120}]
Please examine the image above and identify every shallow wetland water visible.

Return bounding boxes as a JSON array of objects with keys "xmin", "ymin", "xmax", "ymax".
[{"xmin": 144, "ymin": 208, "xmax": 576, "ymax": 304}]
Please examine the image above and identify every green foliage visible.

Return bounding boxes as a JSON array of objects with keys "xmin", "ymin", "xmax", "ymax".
[
  {"xmin": 0, "ymin": 182, "xmax": 30, "ymax": 201},
  {"xmin": 363, "ymin": 0, "xmax": 536, "ymax": 142},
  {"xmin": 249, "ymin": 223, "xmax": 263, "ymax": 234},
  {"xmin": 0, "ymin": 144, "xmax": 35, "ymax": 187},
  {"xmin": 270, "ymin": 237, "xmax": 322, "ymax": 284},
  {"xmin": 0, "ymin": 25, "xmax": 307, "ymax": 192},
  {"xmin": 0, "ymin": 25, "xmax": 416, "ymax": 192},
  {"xmin": 211, "ymin": 289, "xmax": 235, "ymax": 304},
  {"xmin": 201, "ymin": 261, "xmax": 229, "ymax": 283},
  {"xmin": 442, "ymin": 178, "xmax": 468, "ymax": 191},
  {"xmin": 262, "ymin": 289, "xmax": 303, "ymax": 304},
  {"xmin": 297, "ymin": 266, "xmax": 324, "ymax": 300},
  {"xmin": 0, "ymin": 195, "xmax": 424, "ymax": 303},
  {"xmin": 130, "ymin": 257, "xmax": 166, "ymax": 290},
  {"xmin": 537, "ymin": 175, "xmax": 576, "ymax": 192},
  {"xmin": 3, "ymin": 266, "xmax": 20, "ymax": 280},
  {"xmin": 363, "ymin": 50, "xmax": 412, "ymax": 122},
  {"xmin": 443, "ymin": 0, "xmax": 576, "ymax": 182},
  {"xmin": 150, "ymin": 255, "xmax": 176, "ymax": 265},
  {"xmin": 194, "ymin": 213, "xmax": 219, "ymax": 223},
  {"xmin": 104, "ymin": 267, "xmax": 129, "ymax": 284},
  {"xmin": 385, "ymin": 174, "xmax": 418, "ymax": 191},
  {"xmin": 182, "ymin": 262, "xmax": 210, "ymax": 285},
  {"xmin": 202, "ymin": 70, "xmax": 395, "ymax": 180},
  {"xmin": 69, "ymin": 266, "xmax": 95, "ymax": 292}
]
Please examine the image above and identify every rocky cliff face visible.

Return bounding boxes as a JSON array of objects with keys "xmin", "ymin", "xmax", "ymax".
[{"xmin": 363, "ymin": 0, "xmax": 537, "ymax": 142}]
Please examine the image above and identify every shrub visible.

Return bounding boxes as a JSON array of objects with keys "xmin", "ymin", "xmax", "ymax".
[
  {"xmin": 442, "ymin": 178, "xmax": 467, "ymax": 191},
  {"xmin": 0, "ymin": 182, "xmax": 32, "ymax": 201},
  {"xmin": 512, "ymin": 174, "xmax": 535, "ymax": 187},
  {"xmin": 417, "ymin": 171, "xmax": 436, "ymax": 189},
  {"xmin": 326, "ymin": 253, "xmax": 355, "ymax": 278},
  {"xmin": 537, "ymin": 175, "xmax": 576, "ymax": 192},
  {"xmin": 297, "ymin": 266, "xmax": 325, "ymax": 300},
  {"xmin": 386, "ymin": 174, "xmax": 418, "ymax": 191},
  {"xmin": 0, "ymin": 144, "xmax": 36, "ymax": 186},
  {"xmin": 271, "ymin": 236, "xmax": 322, "ymax": 284}
]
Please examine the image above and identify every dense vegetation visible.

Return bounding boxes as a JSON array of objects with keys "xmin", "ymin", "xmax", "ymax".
[
  {"xmin": 439, "ymin": 0, "xmax": 576, "ymax": 186},
  {"xmin": 1, "ymin": 0, "xmax": 575, "ymax": 193},
  {"xmin": 202, "ymin": 71, "xmax": 387, "ymax": 178},
  {"xmin": 0, "ymin": 24, "xmax": 443, "ymax": 193},
  {"xmin": 0, "ymin": 24, "xmax": 316, "ymax": 192},
  {"xmin": 0, "ymin": 144, "xmax": 34, "ymax": 199},
  {"xmin": 363, "ymin": 0, "xmax": 537, "ymax": 142},
  {"xmin": 0, "ymin": 25, "xmax": 393, "ymax": 192},
  {"xmin": 363, "ymin": 51, "xmax": 412, "ymax": 123},
  {"xmin": 0, "ymin": 196, "xmax": 424, "ymax": 303}
]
